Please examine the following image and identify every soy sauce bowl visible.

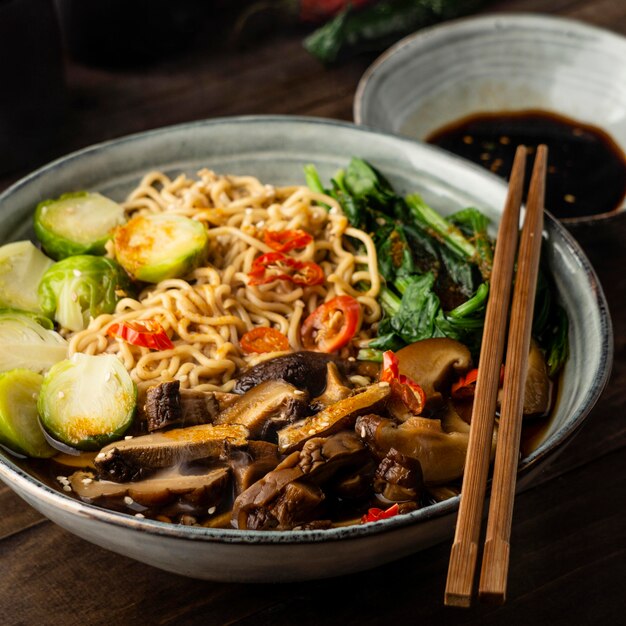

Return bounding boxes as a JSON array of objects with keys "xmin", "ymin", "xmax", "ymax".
[{"xmin": 354, "ymin": 13, "xmax": 626, "ymax": 227}]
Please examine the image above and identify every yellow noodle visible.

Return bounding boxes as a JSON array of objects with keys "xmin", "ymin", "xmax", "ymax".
[{"xmin": 68, "ymin": 168, "xmax": 382, "ymax": 390}]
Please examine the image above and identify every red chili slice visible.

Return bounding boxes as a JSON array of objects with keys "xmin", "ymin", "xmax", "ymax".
[
  {"xmin": 361, "ymin": 502, "xmax": 400, "ymax": 524},
  {"xmin": 263, "ymin": 229, "xmax": 313, "ymax": 253},
  {"xmin": 301, "ymin": 295, "xmax": 361, "ymax": 353},
  {"xmin": 107, "ymin": 320, "xmax": 174, "ymax": 351},
  {"xmin": 380, "ymin": 350, "xmax": 426, "ymax": 415},
  {"xmin": 248, "ymin": 252, "xmax": 324, "ymax": 286},
  {"xmin": 240, "ymin": 327, "xmax": 290, "ymax": 354},
  {"xmin": 451, "ymin": 366, "xmax": 504, "ymax": 399}
]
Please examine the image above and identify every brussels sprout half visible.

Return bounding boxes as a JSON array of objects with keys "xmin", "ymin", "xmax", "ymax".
[
  {"xmin": 34, "ymin": 192, "xmax": 127, "ymax": 260},
  {"xmin": 38, "ymin": 255, "xmax": 132, "ymax": 332},
  {"xmin": 0, "ymin": 310, "xmax": 68, "ymax": 374},
  {"xmin": 113, "ymin": 213, "xmax": 208, "ymax": 283},
  {"xmin": 38, "ymin": 353, "xmax": 136, "ymax": 451},
  {"xmin": 0, "ymin": 240, "xmax": 54, "ymax": 313},
  {"xmin": 0, "ymin": 369, "xmax": 55, "ymax": 458}
]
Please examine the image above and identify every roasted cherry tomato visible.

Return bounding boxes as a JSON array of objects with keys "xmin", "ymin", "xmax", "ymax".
[
  {"xmin": 107, "ymin": 319, "xmax": 174, "ymax": 351},
  {"xmin": 380, "ymin": 350, "xmax": 426, "ymax": 414},
  {"xmin": 240, "ymin": 327, "xmax": 290, "ymax": 354},
  {"xmin": 361, "ymin": 503, "xmax": 400, "ymax": 524},
  {"xmin": 263, "ymin": 229, "xmax": 313, "ymax": 253},
  {"xmin": 301, "ymin": 295, "xmax": 361, "ymax": 353},
  {"xmin": 248, "ymin": 252, "xmax": 324, "ymax": 287}
]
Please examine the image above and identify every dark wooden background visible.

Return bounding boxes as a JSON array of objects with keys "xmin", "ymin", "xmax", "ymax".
[{"xmin": 1, "ymin": 1, "xmax": 625, "ymax": 624}]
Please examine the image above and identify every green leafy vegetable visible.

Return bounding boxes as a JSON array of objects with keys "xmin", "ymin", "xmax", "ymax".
[
  {"xmin": 0, "ymin": 240, "xmax": 53, "ymax": 313},
  {"xmin": 305, "ymin": 157, "xmax": 569, "ymax": 376},
  {"xmin": 303, "ymin": 0, "xmax": 490, "ymax": 64},
  {"xmin": 0, "ymin": 369, "xmax": 55, "ymax": 458},
  {"xmin": 0, "ymin": 310, "xmax": 68, "ymax": 374},
  {"xmin": 38, "ymin": 353, "xmax": 136, "ymax": 451},
  {"xmin": 38, "ymin": 255, "xmax": 131, "ymax": 332},
  {"xmin": 34, "ymin": 192, "xmax": 126, "ymax": 260}
]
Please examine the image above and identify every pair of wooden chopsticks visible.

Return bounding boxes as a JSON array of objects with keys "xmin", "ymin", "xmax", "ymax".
[{"xmin": 444, "ymin": 144, "xmax": 548, "ymax": 607}]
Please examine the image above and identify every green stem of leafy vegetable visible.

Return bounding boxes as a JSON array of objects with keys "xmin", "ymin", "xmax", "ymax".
[
  {"xmin": 304, "ymin": 164, "xmax": 326, "ymax": 195},
  {"xmin": 379, "ymin": 285, "xmax": 402, "ymax": 316},
  {"xmin": 448, "ymin": 282, "xmax": 489, "ymax": 319},
  {"xmin": 357, "ymin": 348, "xmax": 384, "ymax": 362},
  {"xmin": 405, "ymin": 194, "xmax": 478, "ymax": 262}
]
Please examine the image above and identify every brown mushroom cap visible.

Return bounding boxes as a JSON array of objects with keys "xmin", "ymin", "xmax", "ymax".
[{"xmin": 395, "ymin": 338, "xmax": 473, "ymax": 409}]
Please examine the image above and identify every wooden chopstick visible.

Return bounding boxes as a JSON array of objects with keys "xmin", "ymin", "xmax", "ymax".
[
  {"xmin": 444, "ymin": 144, "xmax": 528, "ymax": 608},
  {"xmin": 478, "ymin": 145, "xmax": 548, "ymax": 604}
]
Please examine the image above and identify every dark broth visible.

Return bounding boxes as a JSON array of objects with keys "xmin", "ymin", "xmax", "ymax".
[{"xmin": 426, "ymin": 110, "xmax": 626, "ymax": 220}]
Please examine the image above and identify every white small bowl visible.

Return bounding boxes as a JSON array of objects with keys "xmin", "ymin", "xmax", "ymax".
[{"xmin": 354, "ymin": 13, "xmax": 626, "ymax": 225}]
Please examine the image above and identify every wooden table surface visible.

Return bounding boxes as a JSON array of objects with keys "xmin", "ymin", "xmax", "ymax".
[{"xmin": 1, "ymin": 1, "xmax": 625, "ymax": 624}]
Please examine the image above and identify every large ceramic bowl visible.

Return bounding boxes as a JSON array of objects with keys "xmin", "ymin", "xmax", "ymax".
[
  {"xmin": 354, "ymin": 13, "xmax": 626, "ymax": 225},
  {"xmin": 0, "ymin": 116, "xmax": 612, "ymax": 582}
]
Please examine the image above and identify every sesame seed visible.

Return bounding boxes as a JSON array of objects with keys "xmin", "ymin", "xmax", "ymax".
[
  {"xmin": 56, "ymin": 476, "xmax": 65, "ymax": 482},
  {"xmin": 245, "ymin": 208, "xmax": 253, "ymax": 215},
  {"xmin": 96, "ymin": 453, "xmax": 105, "ymax": 460},
  {"xmin": 105, "ymin": 371, "xmax": 111, "ymax": 382},
  {"xmin": 81, "ymin": 478, "xmax": 93, "ymax": 485},
  {"xmin": 134, "ymin": 513, "xmax": 145, "ymax": 519},
  {"xmin": 257, "ymin": 220, "xmax": 265, "ymax": 227},
  {"xmin": 124, "ymin": 435, "xmax": 133, "ymax": 440},
  {"xmin": 58, "ymin": 391, "xmax": 65, "ymax": 399},
  {"xmin": 71, "ymin": 292, "xmax": 78, "ymax": 302},
  {"xmin": 308, "ymin": 429, "xmax": 316, "ymax": 435},
  {"xmin": 73, "ymin": 269, "xmax": 82, "ymax": 277},
  {"xmin": 379, "ymin": 381, "xmax": 390, "ymax": 387},
  {"xmin": 124, "ymin": 496, "xmax": 134, "ymax": 505},
  {"xmin": 63, "ymin": 485, "xmax": 72, "ymax": 492},
  {"xmin": 208, "ymin": 506, "xmax": 216, "ymax": 515},
  {"xmin": 360, "ymin": 426, "xmax": 366, "ymax": 438}
]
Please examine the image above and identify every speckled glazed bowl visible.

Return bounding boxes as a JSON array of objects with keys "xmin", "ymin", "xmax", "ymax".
[
  {"xmin": 0, "ymin": 116, "xmax": 612, "ymax": 582},
  {"xmin": 354, "ymin": 13, "xmax": 626, "ymax": 225}
]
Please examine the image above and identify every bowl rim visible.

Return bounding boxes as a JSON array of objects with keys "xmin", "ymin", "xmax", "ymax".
[
  {"xmin": 353, "ymin": 12, "xmax": 626, "ymax": 224},
  {"xmin": 0, "ymin": 114, "xmax": 613, "ymax": 545}
]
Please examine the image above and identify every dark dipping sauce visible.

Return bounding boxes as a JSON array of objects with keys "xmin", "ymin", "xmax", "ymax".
[{"xmin": 426, "ymin": 110, "xmax": 626, "ymax": 220}]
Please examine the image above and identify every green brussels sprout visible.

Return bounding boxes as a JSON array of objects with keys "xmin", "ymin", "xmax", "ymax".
[
  {"xmin": 38, "ymin": 353, "xmax": 136, "ymax": 451},
  {"xmin": 113, "ymin": 213, "xmax": 208, "ymax": 283},
  {"xmin": 0, "ymin": 369, "xmax": 55, "ymax": 458},
  {"xmin": 34, "ymin": 191, "xmax": 126, "ymax": 260},
  {"xmin": 0, "ymin": 310, "xmax": 68, "ymax": 374},
  {"xmin": 0, "ymin": 240, "xmax": 53, "ymax": 313},
  {"xmin": 38, "ymin": 255, "xmax": 132, "ymax": 332}
]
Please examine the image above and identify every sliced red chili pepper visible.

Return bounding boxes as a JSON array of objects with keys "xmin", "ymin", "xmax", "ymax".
[
  {"xmin": 263, "ymin": 229, "xmax": 313, "ymax": 253},
  {"xmin": 451, "ymin": 366, "xmax": 505, "ymax": 400},
  {"xmin": 248, "ymin": 252, "xmax": 324, "ymax": 286},
  {"xmin": 380, "ymin": 350, "xmax": 426, "ymax": 415},
  {"xmin": 301, "ymin": 295, "xmax": 361, "ymax": 353},
  {"xmin": 240, "ymin": 327, "xmax": 289, "ymax": 354},
  {"xmin": 380, "ymin": 350, "xmax": 400, "ymax": 382},
  {"xmin": 361, "ymin": 502, "xmax": 400, "ymax": 524},
  {"xmin": 107, "ymin": 320, "xmax": 174, "ymax": 351}
]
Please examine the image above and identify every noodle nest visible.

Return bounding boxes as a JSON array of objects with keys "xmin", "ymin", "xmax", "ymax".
[{"xmin": 68, "ymin": 168, "xmax": 381, "ymax": 392}]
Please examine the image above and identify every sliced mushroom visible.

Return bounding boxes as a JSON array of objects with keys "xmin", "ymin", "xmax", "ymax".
[
  {"xmin": 310, "ymin": 362, "xmax": 354, "ymax": 411},
  {"xmin": 233, "ymin": 351, "xmax": 350, "ymax": 396},
  {"xmin": 394, "ymin": 338, "xmax": 472, "ymax": 410},
  {"xmin": 69, "ymin": 467, "xmax": 230, "ymax": 507},
  {"xmin": 373, "ymin": 448, "xmax": 423, "ymax": 502},
  {"xmin": 94, "ymin": 423, "xmax": 249, "ymax": 482},
  {"xmin": 356, "ymin": 403, "xmax": 496, "ymax": 485},
  {"xmin": 230, "ymin": 440, "xmax": 282, "ymax": 494},
  {"xmin": 298, "ymin": 431, "xmax": 369, "ymax": 484},
  {"xmin": 143, "ymin": 381, "xmax": 222, "ymax": 432},
  {"xmin": 214, "ymin": 380, "xmax": 309, "ymax": 438},
  {"xmin": 277, "ymin": 382, "xmax": 390, "ymax": 454},
  {"xmin": 523, "ymin": 339, "xmax": 552, "ymax": 416},
  {"xmin": 232, "ymin": 431, "xmax": 370, "ymax": 530}
]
